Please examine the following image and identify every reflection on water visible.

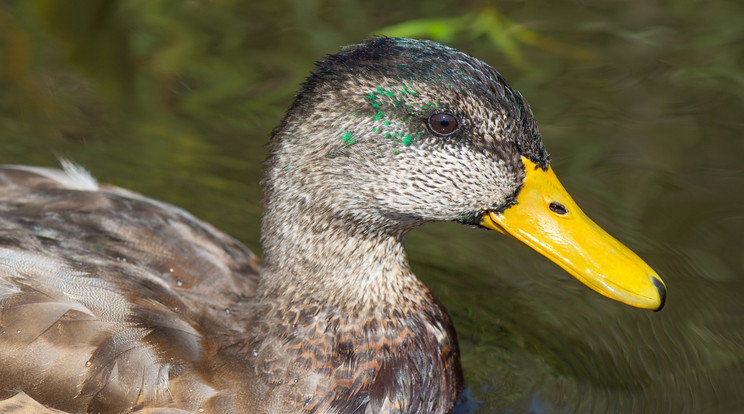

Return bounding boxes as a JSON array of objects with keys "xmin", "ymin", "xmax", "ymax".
[{"xmin": 1, "ymin": 1, "xmax": 743, "ymax": 412}]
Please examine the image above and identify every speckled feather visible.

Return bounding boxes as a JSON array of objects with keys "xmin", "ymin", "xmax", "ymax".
[{"xmin": 0, "ymin": 37, "xmax": 548, "ymax": 413}]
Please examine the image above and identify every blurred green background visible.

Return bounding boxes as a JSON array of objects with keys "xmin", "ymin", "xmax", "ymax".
[{"xmin": 1, "ymin": 1, "xmax": 743, "ymax": 412}]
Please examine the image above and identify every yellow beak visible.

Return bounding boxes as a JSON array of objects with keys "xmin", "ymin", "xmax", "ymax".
[{"xmin": 481, "ymin": 156, "xmax": 666, "ymax": 311}]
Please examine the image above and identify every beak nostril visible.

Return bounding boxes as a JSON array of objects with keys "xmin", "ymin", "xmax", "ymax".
[{"xmin": 549, "ymin": 201, "xmax": 568, "ymax": 215}]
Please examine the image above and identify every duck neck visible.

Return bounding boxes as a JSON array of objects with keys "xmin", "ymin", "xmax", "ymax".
[{"xmin": 259, "ymin": 206, "xmax": 422, "ymax": 310}]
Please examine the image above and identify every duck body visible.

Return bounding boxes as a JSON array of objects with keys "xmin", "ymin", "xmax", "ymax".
[
  {"xmin": 0, "ymin": 164, "xmax": 260, "ymax": 412},
  {"xmin": 0, "ymin": 162, "xmax": 457, "ymax": 413},
  {"xmin": 0, "ymin": 37, "xmax": 665, "ymax": 413}
]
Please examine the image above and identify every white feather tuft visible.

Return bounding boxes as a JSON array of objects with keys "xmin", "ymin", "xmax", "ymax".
[
  {"xmin": 3, "ymin": 159, "xmax": 99, "ymax": 191},
  {"xmin": 59, "ymin": 158, "xmax": 99, "ymax": 190}
]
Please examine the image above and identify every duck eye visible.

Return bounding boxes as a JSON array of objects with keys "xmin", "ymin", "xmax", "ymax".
[{"xmin": 428, "ymin": 112, "xmax": 459, "ymax": 136}]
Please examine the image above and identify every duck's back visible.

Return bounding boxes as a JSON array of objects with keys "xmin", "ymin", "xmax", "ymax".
[{"xmin": 0, "ymin": 164, "xmax": 260, "ymax": 413}]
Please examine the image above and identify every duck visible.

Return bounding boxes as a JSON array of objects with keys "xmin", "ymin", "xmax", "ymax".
[{"xmin": 0, "ymin": 37, "xmax": 665, "ymax": 414}]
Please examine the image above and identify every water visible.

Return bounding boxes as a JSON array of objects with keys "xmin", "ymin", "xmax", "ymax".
[{"xmin": 1, "ymin": 1, "xmax": 743, "ymax": 412}]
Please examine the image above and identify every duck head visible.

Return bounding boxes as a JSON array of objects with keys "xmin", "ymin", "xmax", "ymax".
[{"xmin": 264, "ymin": 37, "xmax": 665, "ymax": 311}]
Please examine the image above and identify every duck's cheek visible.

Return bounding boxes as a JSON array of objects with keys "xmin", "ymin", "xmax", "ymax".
[
  {"xmin": 353, "ymin": 152, "xmax": 516, "ymax": 221},
  {"xmin": 412, "ymin": 168, "xmax": 521, "ymax": 219},
  {"xmin": 359, "ymin": 177, "xmax": 509, "ymax": 223}
]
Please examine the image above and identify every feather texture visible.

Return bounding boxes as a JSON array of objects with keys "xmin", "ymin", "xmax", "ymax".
[{"xmin": 0, "ymin": 166, "xmax": 258, "ymax": 412}]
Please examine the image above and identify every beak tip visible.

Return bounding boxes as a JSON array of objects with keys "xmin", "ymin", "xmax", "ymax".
[{"xmin": 651, "ymin": 276, "xmax": 667, "ymax": 312}]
